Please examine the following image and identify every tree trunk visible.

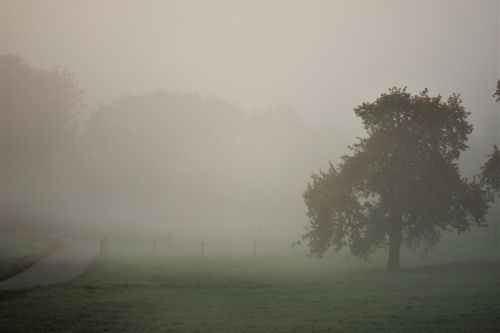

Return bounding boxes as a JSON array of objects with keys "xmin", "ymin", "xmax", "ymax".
[{"xmin": 387, "ymin": 214, "xmax": 403, "ymax": 271}]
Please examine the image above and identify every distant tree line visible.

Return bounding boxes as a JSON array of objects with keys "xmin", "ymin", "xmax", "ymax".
[
  {"xmin": 0, "ymin": 54, "xmax": 82, "ymax": 225},
  {"xmin": 0, "ymin": 54, "xmax": 317, "ymax": 234},
  {"xmin": 1, "ymin": 55, "xmax": 498, "ymax": 270}
]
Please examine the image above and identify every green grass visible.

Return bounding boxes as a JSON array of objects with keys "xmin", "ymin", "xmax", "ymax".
[
  {"xmin": 0, "ymin": 253, "xmax": 499, "ymax": 332},
  {"xmin": 0, "ymin": 232, "xmax": 63, "ymax": 281}
]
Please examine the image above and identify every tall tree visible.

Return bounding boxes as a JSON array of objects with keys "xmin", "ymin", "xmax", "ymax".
[
  {"xmin": 81, "ymin": 92, "xmax": 314, "ymax": 230},
  {"xmin": 0, "ymin": 54, "xmax": 81, "ymax": 223},
  {"xmin": 0, "ymin": 55, "xmax": 81, "ymax": 161},
  {"xmin": 494, "ymin": 80, "xmax": 500, "ymax": 102},
  {"xmin": 301, "ymin": 88, "xmax": 491, "ymax": 271},
  {"xmin": 481, "ymin": 146, "xmax": 500, "ymax": 195},
  {"xmin": 480, "ymin": 81, "xmax": 500, "ymax": 194}
]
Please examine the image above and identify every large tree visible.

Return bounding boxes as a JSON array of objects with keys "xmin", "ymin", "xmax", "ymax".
[
  {"xmin": 301, "ymin": 87, "xmax": 492, "ymax": 271},
  {"xmin": 494, "ymin": 80, "xmax": 500, "ymax": 102},
  {"xmin": 0, "ymin": 55, "xmax": 81, "ymax": 161},
  {"xmin": 480, "ymin": 82, "xmax": 500, "ymax": 193},
  {"xmin": 0, "ymin": 54, "xmax": 81, "ymax": 224},
  {"xmin": 81, "ymin": 92, "xmax": 313, "ymax": 230}
]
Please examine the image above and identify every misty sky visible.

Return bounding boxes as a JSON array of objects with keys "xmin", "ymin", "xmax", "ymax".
[
  {"xmin": 1, "ymin": 0, "xmax": 499, "ymax": 175},
  {"xmin": 1, "ymin": 1, "xmax": 497, "ymax": 115},
  {"xmin": 0, "ymin": 0, "xmax": 499, "ymax": 255}
]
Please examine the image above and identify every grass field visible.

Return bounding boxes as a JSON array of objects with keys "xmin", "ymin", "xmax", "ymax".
[{"xmin": 0, "ymin": 252, "xmax": 499, "ymax": 333}]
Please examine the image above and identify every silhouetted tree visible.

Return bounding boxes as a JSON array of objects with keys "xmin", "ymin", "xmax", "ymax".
[
  {"xmin": 481, "ymin": 83, "xmax": 500, "ymax": 194},
  {"xmin": 0, "ymin": 54, "xmax": 81, "ymax": 222},
  {"xmin": 0, "ymin": 55, "xmax": 81, "ymax": 160},
  {"xmin": 301, "ymin": 88, "xmax": 491, "ymax": 271},
  {"xmin": 480, "ymin": 145, "xmax": 500, "ymax": 195},
  {"xmin": 494, "ymin": 80, "xmax": 500, "ymax": 102},
  {"xmin": 81, "ymin": 91, "xmax": 313, "ymax": 229}
]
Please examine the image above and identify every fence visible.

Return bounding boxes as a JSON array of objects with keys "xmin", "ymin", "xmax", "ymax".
[{"xmin": 98, "ymin": 233, "xmax": 286, "ymax": 259}]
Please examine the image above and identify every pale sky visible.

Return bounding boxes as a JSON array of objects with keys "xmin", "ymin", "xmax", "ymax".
[{"xmin": 1, "ymin": 0, "xmax": 499, "ymax": 164}]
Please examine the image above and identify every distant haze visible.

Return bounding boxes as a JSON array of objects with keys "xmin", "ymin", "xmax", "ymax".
[{"xmin": 0, "ymin": 1, "xmax": 498, "ymax": 254}]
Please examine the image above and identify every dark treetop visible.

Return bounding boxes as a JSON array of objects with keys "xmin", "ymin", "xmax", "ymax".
[{"xmin": 301, "ymin": 87, "xmax": 492, "ymax": 270}]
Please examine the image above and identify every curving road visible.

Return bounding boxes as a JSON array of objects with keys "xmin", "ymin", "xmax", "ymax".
[{"xmin": 0, "ymin": 237, "xmax": 100, "ymax": 290}]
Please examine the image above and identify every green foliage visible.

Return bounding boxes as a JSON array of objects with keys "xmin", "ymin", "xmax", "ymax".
[
  {"xmin": 481, "ymin": 145, "xmax": 500, "ymax": 194},
  {"xmin": 80, "ymin": 92, "xmax": 313, "ymax": 229},
  {"xmin": 0, "ymin": 54, "xmax": 81, "ymax": 222},
  {"xmin": 484, "ymin": 83, "xmax": 500, "ymax": 193},
  {"xmin": 0, "ymin": 54, "xmax": 81, "ymax": 160},
  {"xmin": 494, "ymin": 80, "xmax": 500, "ymax": 102},
  {"xmin": 302, "ymin": 88, "xmax": 491, "ymax": 267}
]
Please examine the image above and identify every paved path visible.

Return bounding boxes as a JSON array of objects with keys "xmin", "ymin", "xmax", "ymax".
[{"xmin": 0, "ymin": 237, "xmax": 100, "ymax": 290}]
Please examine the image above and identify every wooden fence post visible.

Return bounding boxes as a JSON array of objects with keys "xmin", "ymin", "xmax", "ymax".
[
  {"xmin": 495, "ymin": 223, "xmax": 499, "ymax": 260},
  {"xmin": 100, "ymin": 239, "xmax": 105, "ymax": 256}
]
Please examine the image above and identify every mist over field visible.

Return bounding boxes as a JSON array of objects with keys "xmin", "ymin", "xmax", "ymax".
[
  {"xmin": 0, "ymin": 2, "xmax": 499, "ymax": 331},
  {"xmin": 0, "ymin": 0, "xmax": 500, "ymax": 326},
  {"xmin": 1, "ymin": 0, "xmax": 498, "ymax": 261}
]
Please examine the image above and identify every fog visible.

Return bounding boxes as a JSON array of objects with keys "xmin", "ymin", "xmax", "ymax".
[{"xmin": 1, "ymin": 0, "xmax": 499, "ymax": 263}]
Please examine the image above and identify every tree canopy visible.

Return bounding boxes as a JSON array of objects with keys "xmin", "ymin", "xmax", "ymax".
[
  {"xmin": 480, "ymin": 145, "xmax": 500, "ymax": 194},
  {"xmin": 79, "ymin": 91, "xmax": 315, "ymax": 231},
  {"xmin": 0, "ymin": 54, "xmax": 81, "ymax": 223},
  {"xmin": 494, "ymin": 80, "xmax": 500, "ymax": 102},
  {"xmin": 301, "ymin": 87, "xmax": 492, "ymax": 270},
  {"xmin": 481, "ymin": 83, "xmax": 500, "ymax": 194},
  {"xmin": 0, "ymin": 54, "xmax": 81, "ymax": 162}
]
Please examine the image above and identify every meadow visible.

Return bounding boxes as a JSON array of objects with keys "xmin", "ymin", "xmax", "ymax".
[{"xmin": 0, "ymin": 248, "xmax": 499, "ymax": 333}]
